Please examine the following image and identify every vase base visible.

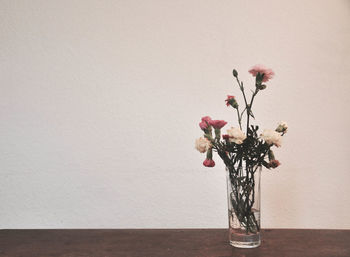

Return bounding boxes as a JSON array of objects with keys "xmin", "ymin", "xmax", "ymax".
[{"xmin": 230, "ymin": 239, "xmax": 261, "ymax": 248}]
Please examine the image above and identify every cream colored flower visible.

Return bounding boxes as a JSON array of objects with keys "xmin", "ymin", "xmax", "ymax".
[
  {"xmin": 261, "ymin": 129, "xmax": 282, "ymax": 147},
  {"xmin": 227, "ymin": 127, "xmax": 246, "ymax": 144},
  {"xmin": 195, "ymin": 137, "xmax": 211, "ymax": 153},
  {"xmin": 276, "ymin": 121, "xmax": 288, "ymax": 133}
]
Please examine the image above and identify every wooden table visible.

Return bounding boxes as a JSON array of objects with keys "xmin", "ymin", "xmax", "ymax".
[{"xmin": 1, "ymin": 229, "xmax": 349, "ymax": 256}]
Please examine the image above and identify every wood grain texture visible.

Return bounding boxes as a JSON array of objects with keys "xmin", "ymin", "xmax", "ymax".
[{"xmin": 0, "ymin": 229, "xmax": 349, "ymax": 257}]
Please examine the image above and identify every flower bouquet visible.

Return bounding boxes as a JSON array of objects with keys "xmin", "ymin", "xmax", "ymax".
[{"xmin": 195, "ymin": 65, "xmax": 288, "ymax": 248}]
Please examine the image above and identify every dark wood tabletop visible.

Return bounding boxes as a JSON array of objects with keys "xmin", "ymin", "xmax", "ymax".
[{"xmin": 0, "ymin": 229, "xmax": 349, "ymax": 257}]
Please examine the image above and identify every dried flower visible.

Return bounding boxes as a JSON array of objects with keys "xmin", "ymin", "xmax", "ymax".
[
  {"xmin": 226, "ymin": 127, "xmax": 247, "ymax": 144},
  {"xmin": 249, "ymin": 65, "xmax": 274, "ymax": 82},
  {"xmin": 261, "ymin": 129, "xmax": 282, "ymax": 147}
]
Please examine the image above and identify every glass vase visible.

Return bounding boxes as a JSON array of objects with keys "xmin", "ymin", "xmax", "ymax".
[{"xmin": 226, "ymin": 165, "xmax": 261, "ymax": 248}]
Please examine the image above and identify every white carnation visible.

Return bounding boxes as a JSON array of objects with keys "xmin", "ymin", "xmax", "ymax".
[
  {"xmin": 276, "ymin": 121, "xmax": 288, "ymax": 133},
  {"xmin": 261, "ymin": 129, "xmax": 282, "ymax": 147},
  {"xmin": 195, "ymin": 137, "xmax": 211, "ymax": 153},
  {"xmin": 227, "ymin": 127, "xmax": 246, "ymax": 144}
]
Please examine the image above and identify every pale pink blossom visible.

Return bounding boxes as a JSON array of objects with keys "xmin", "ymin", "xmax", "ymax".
[
  {"xmin": 249, "ymin": 65, "xmax": 275, "ymax": 82},
  {"xmin": 227, "ymin": 127, "xmax": 246, "ymax": 144},
  {"xmin": 195, "ymin": 137, "xmax": 211, "ymax": 153},
  {"xmin": 260, "ymin": 129, "xmax": 282, "ymax": 147}
]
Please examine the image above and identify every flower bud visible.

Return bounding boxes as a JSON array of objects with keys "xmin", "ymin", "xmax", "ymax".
[
  {"xmin": 269, "ymin": 159, "xmax": 281, "ymax": 168},
  {"xmin": 256, "ymin": 84, "xmax": 267, "ymax": 90},
  {"xmin": 225, "ymin": 95, "xmax": 238, "ymax": 109},
  {"xmin": 276, "ymin": 121, "xmax": 288, "ymax": 133},
  {"xmin": 232, "ymin": 69, "xmax": 238, "ymax": 77}
]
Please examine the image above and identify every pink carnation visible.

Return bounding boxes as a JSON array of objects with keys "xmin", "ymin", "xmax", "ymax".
[
  {"xmin": 201, "ymin": 116, "xmax": 212, "ymax": 123},
  {"xmin": 199, "ymin": 121, "xmax": 209, "ymax": 130},
  {"xmin": 225, "ymin": 95, "xmax": 235, "ymax": 106},
  {"xmin": 249, "ymin": 65, "xmax": 275, "ymax": 82},
  {"xmin": 209, "ymin": 120, "xmax": 227, "ymax": 129},
  {"xmin": 203, "ymin": 159, "xmax": 215, "ymax": 167},
  {"xmin": 199, "ymin": 116, "xmax": 212, "ymax": 130},
  {"xmin": 225, "ymin": 95, "xmax": 238, "ymax": 108}
]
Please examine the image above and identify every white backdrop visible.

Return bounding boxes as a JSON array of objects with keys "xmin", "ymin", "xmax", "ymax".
[{"xmin": 1, "ymin": 0, "xmax": 350, "ymax": 229}]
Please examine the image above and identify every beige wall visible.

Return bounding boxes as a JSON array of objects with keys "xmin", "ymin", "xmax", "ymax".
[{"xmin": 1, "ymin": 0, "xmax": 350, "ymax": 229}]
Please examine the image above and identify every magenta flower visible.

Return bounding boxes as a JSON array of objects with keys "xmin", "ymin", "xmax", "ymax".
[
  {"xmin": 201, "ymin": 116, "xmax": 212, "ymax": 123},
  {"xmin": 199, "ymin": 121, "xmax": 209, "ymax": 130},
  {"xmin": 209, "ymin": 120, "xmax": 227, "ymax": 129},
  {"xmin": 203, "ymin": 159, "xmax": 215, "ymax": 167},
  {"xmin": 249, "ymin": 65, "xmax": 275, "ymax": 82},
  {"xmin": 199, "ymin": 116, "xmax": 212, "ymax": 131}
]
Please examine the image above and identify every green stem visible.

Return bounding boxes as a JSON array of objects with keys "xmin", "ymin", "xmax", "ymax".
[
  {"xmin": 235, "ymin": 77, "xmax": 249, "ymax": 109},
  {"xmin": 236, "ymin": 108, "xmax": 242, "ymax": 130},
  {"xmin": 246, "ymin": 88, "xmax": 259, "ymax": 133},
  {"xmin": 228, "ymin": 163, "xmax": 260, "ymax": 234}
]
